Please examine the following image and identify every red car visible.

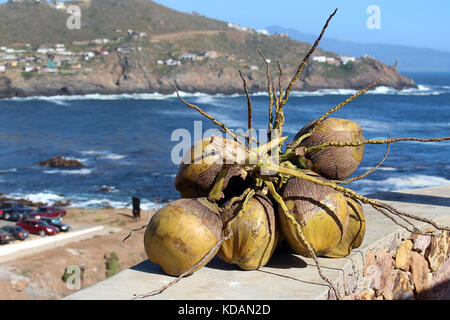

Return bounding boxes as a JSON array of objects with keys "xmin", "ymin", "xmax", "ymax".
[
  {"xmin": 16, "ymin": 219, "xmax": 59, "ymax": 236},
  {"xmin": 26, "ymin": 206, "xmax": 67, "ymax": 220}
]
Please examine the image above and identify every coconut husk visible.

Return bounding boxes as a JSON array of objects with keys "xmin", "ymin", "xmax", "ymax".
[
  {"xmin": 174, "ymin": 136, "xmax": 247, "ymax": 198},
  {"xmin": 144, "ymin": 198, "xmax": 222, "ymax": 276},
  {"xmin": 288, "ymin": 117, "xmax": 365, "ymax": 180},
  {"xmin": 325, "ymin": 197, "xmax": 366, "ymax": 258},
  {"xmin": 278, "ymin": 174, "xmax": 349, "ymax": 257},
  {"xmin": 218, "ymin": 193, "xmax": 279, "ymax": 270}
]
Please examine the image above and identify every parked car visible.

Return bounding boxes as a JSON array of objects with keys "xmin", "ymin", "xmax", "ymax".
[
  {"xmin": 26, "ymin": 206, "xmax": 67, "ymax": 220},
  {"xmin": 1, "ymin": 211, "xmax": 26, "ymax": 221},
  {"xmin": 16, "ymin": 219, "xmax": 59, "ymax": 236},
  {"xmin": 38, "ymin": 217, "xmax": 71, "ymax": 232},
  {"xmin": 0, "ymin": 201, "xmax": 33, "ymax": 220},
  {"xmin": 0, "ymin": 229, "xmax": 14, "ymax": 244},
  {"xmin": 0, "ymin": 225, "xmax": 29, "ymax": 241}
]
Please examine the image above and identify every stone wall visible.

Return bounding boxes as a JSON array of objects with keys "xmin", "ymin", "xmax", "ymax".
[{"xmin": 344, "ymin": 229, "xmax": 450, "ymax": 300}]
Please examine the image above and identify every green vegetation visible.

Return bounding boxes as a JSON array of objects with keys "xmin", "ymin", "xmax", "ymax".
[
  {"xmin": 0, "ymin": 0, "xmax": 227, "ymax": 47},
  {"xmin": 105, "ymin": 252, "xmax": 120, "ymax": 278}
]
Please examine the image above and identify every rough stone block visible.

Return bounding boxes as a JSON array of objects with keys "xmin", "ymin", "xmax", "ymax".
[
  {"xmin": 395, "ymin": 240, "xmax": 412, "ymax": 271},
  {"xmin": 410, "ymin": 251, "xmax": 431, "ymax": 299},
  {"xmin": 392, "ymin": 270, "xmax": 414, "ymax": 300},
  {"xmin": 425, "ymin": 233, "xmax": 449, "ymax": 272}
]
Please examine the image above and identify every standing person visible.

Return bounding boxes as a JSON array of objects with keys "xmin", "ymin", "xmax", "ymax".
[{"xmin": 132, "ymin": 196, "xmax": 141, "ymax": 221}]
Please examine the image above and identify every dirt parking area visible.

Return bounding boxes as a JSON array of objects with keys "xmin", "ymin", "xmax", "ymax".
[{"xmin": 0, "ymin": 207, "xmax": 156, "ymax": 300}]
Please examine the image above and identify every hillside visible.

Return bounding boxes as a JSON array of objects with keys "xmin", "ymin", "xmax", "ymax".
[{"xmin": 0, "ymin": 0, "xmax": 416, "ymax": 98}]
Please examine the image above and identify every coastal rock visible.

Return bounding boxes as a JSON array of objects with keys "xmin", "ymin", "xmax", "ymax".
[
  {"xmin": 429, "ymin": 257, "xmax": 450, "ymax": 299},
  {"xmin": 362, "ymin": 249, "xmax": 393, "ymax": 297},
  {"xmin": 395, "ymin": 240, "xmax": 413, "ymax": 271},
  {"xmin": 425, "ymin": 232, "xmax": 450, "ymax": 272},
  {"xmin": 392, "ymin": 270, "xmax": 415, "ymax": 300},
  {"xmin": 411, "ymin": 233, "xmax": 431, "ymax": 254},
  {"xmin": 410, "ymin": 251, "xmax": 431, "ymax": 299},
  {"xmin": 38, "ymin": 156, "xmax": 84, "ymax": 168}
]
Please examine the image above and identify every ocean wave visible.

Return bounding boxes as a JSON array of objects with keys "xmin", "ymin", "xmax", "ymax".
[
  {"xmin": 68, "ymin": 198, "xmax": 161, "ymax": 210},
  {"xmin": 351, "ymin": 174, "xmax": 450, "ymax": 193},
  {"xmin": 80, "ymin": 150, "xmax": 126, "ymax": 160},
  {"xmin": 3, "ymin": 84, "xmax": 448, "ymax": 102},
  {"xmin": 44, "ymin": 168, "xmax": 92, "ymax": 175},
  {"xmin": 5, "ymin": 192, "xmax": 66, "ymax": 205},
  {"xmin": 0, "ymin": 168, "xmax": 18, "ymax": 173},
  {"xmin": 359, "ymin": 166, "xmax": 397, "ymax": 171},
  {"xmin": 3, "ymin": 91, "xmax": 240, "ymax": 102}
]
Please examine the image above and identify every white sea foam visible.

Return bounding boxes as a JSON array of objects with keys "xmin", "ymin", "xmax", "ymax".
[
  {"xmin": 359, "ymin": 166, "xmax": 397, "ymax": 171},
  {"xmin": 68, "ymin": 198, "xmax": 161, "ymax": 210},
  {"xmin": 352, "ymin": 174, "xmax": 450, "ymax": 193},
  {"xmin": 6, "ymin": 192, "xmax": 66, "ymax": 205},
  {"xmin": 0, "ymin": 168, "xmax": 17, "ymax": 173},
  {"xmin": 65, "ymin": 157, "xmax": 89, "ymax": 164},
  {"xmin": 80, "ymin": 150, "xmax": 126, "ymax": 160},
  {"xmin": 3, "ymin": 84, "xmax": 448, "ymax": 102},
  {"xmin": 44, "ymin": 168, "xmax": 92, "ymax": 175}
]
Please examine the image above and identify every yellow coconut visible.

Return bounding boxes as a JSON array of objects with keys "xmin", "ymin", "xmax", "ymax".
[
  {"xmin": 218, "ymin": 193, "xmax": 279, "ymax": 270},
  {"xmin": 325, "ymin": 197, "xmax": 366, "ymax": 258},
  {"xmin": 288, "ymin": 117, "xmax": 365, "ymax": 180},
  {"xmin": 144, "ymin": 198, "xmax": 222, "ymax": 276},
  {"xmin": 174, "ymin": 136, "xmax": 247, "ymax": 198},
  {"xmin": 278, "ymin": 174, "xmax": 349, "ymax": 257}
]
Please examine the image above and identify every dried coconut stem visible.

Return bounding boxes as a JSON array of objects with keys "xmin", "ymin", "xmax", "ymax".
[
  {"xmin": 258, "ymin": 50, "xmax": 275, "ymax": 137},
  {"xmin": 333, "ymin": 140, "xmax": 391, "ymax": 185},
  {"xmin": 172, "ymin": 84, "xmax": 239, "ymax": 142},
  {"xmin": 305, "ymin": 136, "xmax": 450, "ymax": 154},
  {"xmin": 281, "ymin": 9, "xmax": 338, "ymax": 107},
  {"xmin": 310, "ymin": 61, "xmax": 398, "ymax": 134},
  {"xmin": 238, "ymin": 70, "xmax": 253, "ymax": 146},
  {"xmin": 264, "ymin": 180, "xmax": 342, "ymax": 300},
  {"xmin": 264, "ymin": 163, "xmax": 450, "ymax": 232}
]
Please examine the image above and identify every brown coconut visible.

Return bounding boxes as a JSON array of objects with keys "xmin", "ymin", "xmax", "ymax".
[
  {"xmin": 218, "ymin": 193, "xmax": 279, "ymax": 270},
  {"xmin": 325, "ymin": 197, "xmax": 366, "ymax": 258},
  {"xmin": 144, "ymin": 198, "xmax": 222, "ymax": 276},
  {"xmin": 174, "ymin": 136, "xmax": 247, "ymax": 198},
  {"xmin": 278, "ymin": 174, "xmax": 349, "ymax": 257},
  {"xmin": 288, "ymin": 117, "xmax": 365, "ymax": 180}
]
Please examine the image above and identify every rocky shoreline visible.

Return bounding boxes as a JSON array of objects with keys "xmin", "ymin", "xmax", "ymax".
[{"xmin": 0, "ymin": 56, "xmax": 417, "ymax": 99}]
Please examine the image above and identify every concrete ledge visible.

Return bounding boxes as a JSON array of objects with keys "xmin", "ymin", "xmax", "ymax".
[
  {"xmin": 65, "ymin": 186, "xmax": 450, "ymax": 300},
  {"xmin": 0, "ymin": 226, "xmax": 106, "ymax": 263}
]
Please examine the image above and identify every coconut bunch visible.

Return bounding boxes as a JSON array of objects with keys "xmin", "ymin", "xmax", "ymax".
[{"xmin": 136, "ymin": 9, "xmax": 450, "ymax": 300}]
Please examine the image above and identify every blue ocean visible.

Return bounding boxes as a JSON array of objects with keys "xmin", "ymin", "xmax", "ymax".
[{"xmin": 0, "ymin": 71, "xmax": 449, "ymax": 209}]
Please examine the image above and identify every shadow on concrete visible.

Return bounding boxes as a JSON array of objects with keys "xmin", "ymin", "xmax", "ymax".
[
  {"xmin": 130, "ymin": 259, "xmax": 167, "ymax": 276},
  {"xmin": 264, "ymin": 245, "xmax": 308, "ymax": 269},
  {"xmin": 366, "ymin": 191, "xmax": 450, "ymax": 207}
]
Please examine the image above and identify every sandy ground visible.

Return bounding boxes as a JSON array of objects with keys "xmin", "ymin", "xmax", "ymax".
[{"xmin": 0, "ymin": 207, "xmax": 156, "ymax": 300}]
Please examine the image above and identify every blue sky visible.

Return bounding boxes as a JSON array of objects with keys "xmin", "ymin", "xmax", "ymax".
[
  {"xmin": 154, "ymin": 0, "xmax": 450, "ymax": 52},
  {"xmin": 1, "ymin": 0, "xmax": 449, "ymax": 52}
]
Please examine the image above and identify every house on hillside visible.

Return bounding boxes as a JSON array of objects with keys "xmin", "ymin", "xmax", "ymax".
[
  {"xmin": 180, "ymin": 53, "xmax": 196, "ymax": 60},
  {"xmin": 312, "ymin": 56, "xmax": 327, "ymax": 63},
  {"xmin": 117, "ymin": 45, "xmax": 133, "ymax": 53},
  {"xmin": 50, "ymin": 0, "xmax": 65, "ymax": 10},
  {"xmin": 339, "ymin": 55, "xmax": 356, "ymax": 65}
]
